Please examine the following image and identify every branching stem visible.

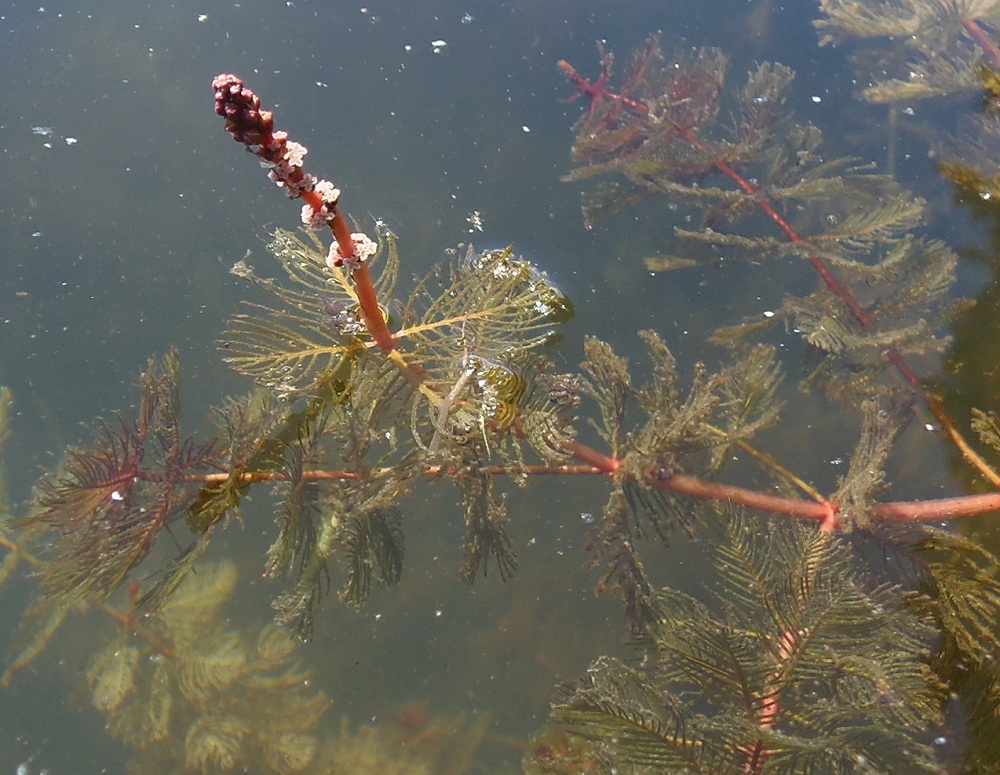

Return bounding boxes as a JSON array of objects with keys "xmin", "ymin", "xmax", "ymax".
[{"xmin": 178, "ymin": 456, "xmax": 1000, "ymax": 526}]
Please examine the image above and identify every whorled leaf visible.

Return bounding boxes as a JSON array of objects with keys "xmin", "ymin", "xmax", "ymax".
[
  {"xmin": 225, "ymin": 231, "xmax": 571, "ymax": 411},
  {"xmin": 83, "ymin": 561, "xmax": 331, "ymax": 772},
  {"xmin": 28, "ymin": 350, "xmax": 216, "ymax": 605},
  {"xmin": 816, "ymin": 0, "xmax": 997, "ymax": 102},
  {"xmin": 184, "ymin": 714, "xmax": 250, "ymax": 773},
  {"xmin": 339, "ymin": 506, "xmax": 404, "ymax": 608},
  {"xmin": 221, "ymin": 228, "xmax": 397, "ymax": 392},
  {"xmin": 832, "ymin": 394, "xmax": 912, "ymax": 530},
  {"xmin": 454, "ymin": 467, "xmax": 517, "ymax": 583},
  {"xmin": 176, "ymin": 631, "xmax": 247, "ymax": 703},
  {"xmin": 399, "ymin": 244, "xmax": 572, "ymax": 399},
  {"xmin": 87, "ymin": 641, "xmax": 141, "ymax": 713},
  {"xmin": 580, "ymin": 337, "xmax": 632, "ymax": 456},
  {"xmin": 105, "ymin": 658, "xmax": 174, "ymax": 748},
  {"xmin": 158, "ymin": 559, "xmax": 239, "ymax": 641},
  {"xmin": 263, "ymin": 732, "xmax": 318, "ymax": 773},
  {"xmin": 187, "ymin": 388, "xmax": 292, "ymax": 535},
  {"xmin": 588, "ymin": 485, "xmax": 663, "ymax": 636},
  {"xmin": 1, "ymin": 596, "xmax": 72, "ymax": 687}
]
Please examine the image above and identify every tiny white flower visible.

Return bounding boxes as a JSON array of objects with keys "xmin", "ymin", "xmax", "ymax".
[
  {"xmin": 302, "ymin": 204, "xmax": 331, "ymax": 230},
  {"xmin": 284, "ymin": 140, "xmax": 307, "ymax": 167},
  {"xmin": 314, "ymin": 179, "xmax": 340, "ymax": 204}
]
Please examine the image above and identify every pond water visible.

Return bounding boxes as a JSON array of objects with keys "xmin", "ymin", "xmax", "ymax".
[{"xmin": 1, "ymin": 1, "xmax": 997, "ymax": 772}]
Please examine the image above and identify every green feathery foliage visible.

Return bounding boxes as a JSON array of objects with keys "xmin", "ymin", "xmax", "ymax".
[
  {"xmin": 13, "ymin": 227, "xmax": 578, "ymax": 641},
  {"xmin": 26, "ymin": 350, "xmax": 218, "ymax": 605},
  {"xmin": 84, "ymin": 561, "xmax": 330, "ymax": 773},
  {"xmin": 580, "ymin": 333, "xmax": 782, "ymax": 635},
  {"xmin": 541, "ymin": 514, "xmax": 945, "ymax": 774}
]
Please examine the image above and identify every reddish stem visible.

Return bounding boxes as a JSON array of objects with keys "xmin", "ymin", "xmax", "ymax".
[
  {"xmin": 183, "ymin": 453, "xmax": 1000, "ymax": 526},
  {"xmin": 326, "ymin": 198, "xmax": 397, "ymax": 355},
  {"xmin": 214, "ymin": 74, "xmax": 398, "ymax": 356},
  {"xmin": 966, "ymin": 19, "xmax": 1000, "ymax": 70},
  {"xmin": 557, "ymin": 60, "xmax": 647, "ymax": 113}
]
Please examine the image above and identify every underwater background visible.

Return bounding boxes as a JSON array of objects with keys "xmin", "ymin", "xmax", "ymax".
[{"xmin": 1, "ymin": 0, "xmax": 996, "ymax": 772}]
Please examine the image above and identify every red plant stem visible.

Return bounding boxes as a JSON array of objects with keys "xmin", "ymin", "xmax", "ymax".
[
  {"xmin": 966, "ymin": 18, "xmax": 1000, "ymax": 70},
  {"xmin": 181, "ymin": 452, "xmax": 1000, "ymax": 525},
  {"xmin": 297, "ymin": 186, "xmax": 395, "ymax": 355},
  {"xmin": 700, "ymin": 150, "xmax": 1000, "ymax": 486},
  {"xmin": 556, "ymin": 60, "xmax": 647, "ymax": 112},
  {"xmin": 566, "ymin": 439, "xmax": 621, "ymax": 472},
  {"xmin": 214, "ymin": 74, "xmax": 398, "ymax": 356},
  {"xmin": 316, "ymin": 192, "xmax": 397, "ymax": 355}
]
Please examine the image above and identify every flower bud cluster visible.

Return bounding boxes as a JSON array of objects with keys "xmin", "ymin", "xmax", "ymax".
[
  {"xmin": 327, "ymin": 232, "xmax": 378, "ymax": 271},
  {"xmin": 212, "ymin": 73, "xmax": 274, "ymax": 146},
  {"xmin": 213, "ymin": 73, "xmax": 341, "ymax": 229}
]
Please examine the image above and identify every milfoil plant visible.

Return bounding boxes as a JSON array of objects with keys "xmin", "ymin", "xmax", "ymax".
[{"xmin": 4, "ymin": 24, "xmax": 1000, "ymax": 772}]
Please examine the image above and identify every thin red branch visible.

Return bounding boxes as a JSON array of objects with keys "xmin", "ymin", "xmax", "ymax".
[
  {"xmin": 966, "ymin": 18, "xmax": 1000, "ymax": 70},
  {"xmin": 209, "ymin": 69, "xmax": 1000, "ymax": 531},
  {"xmin": 556, "ymin": 60, "xmax": 647, "ymax": 113},
  {"xmin": 181, "ymin": 450, "xmax": 1000, "ymax": 526}
]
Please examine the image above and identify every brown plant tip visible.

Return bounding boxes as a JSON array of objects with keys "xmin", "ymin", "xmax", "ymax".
[{"xmin": 212, "ymin": 73, "xmax": 275, "ymax": 148}]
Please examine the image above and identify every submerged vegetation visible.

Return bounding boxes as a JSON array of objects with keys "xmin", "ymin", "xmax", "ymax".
[{"xmin": 6, "ymin": 4, "xmax": 1000, "ymax": 773}]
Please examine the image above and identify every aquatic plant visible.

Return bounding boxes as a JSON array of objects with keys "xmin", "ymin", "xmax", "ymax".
[
  {"xmin": 3, "ymin": 17, "xmax": 1000, "ymax": 775},
  {"xmin": 530, "ymin": 34, "xmax": 1000, "ymax": 774}
]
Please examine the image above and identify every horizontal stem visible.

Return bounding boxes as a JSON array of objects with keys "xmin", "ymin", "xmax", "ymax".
[{"xmin": 181, "ymin": 444, "xmax": 1000, "ymax": 525}]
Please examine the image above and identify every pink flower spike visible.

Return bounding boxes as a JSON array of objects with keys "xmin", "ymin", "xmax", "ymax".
[{"xmin": 296, "ymin": 172, "xmax": 317, "ymax": 193}]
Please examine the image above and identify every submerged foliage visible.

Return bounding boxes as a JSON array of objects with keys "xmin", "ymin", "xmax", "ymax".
[
  {"xmin": 81, "ymin": 560, "xmax": 491, "ymax": 774},
  {"xmin": 6, "ymin": 13, "xmax": 1000, "ymax": 775},
  {"xmin": 540, "ymin": 515, "xmax": 943, "ymax": 774},
  {"xmin": 7, "ymin": 228, "xmax": 579, "ymax": 642},
  {"xmin": 85, "ymin": 561, "xmax": 329, "ymax": 773}
]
